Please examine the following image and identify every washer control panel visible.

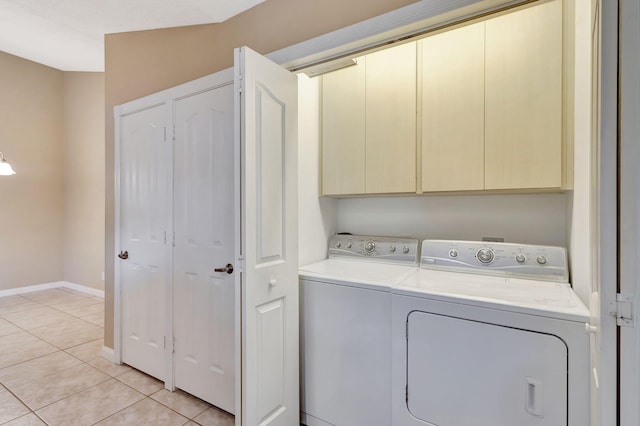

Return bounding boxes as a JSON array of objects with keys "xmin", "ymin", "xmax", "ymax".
[
  {"xmin": 328, "ymin": 235, "xmax": 419, "ymax": 265},
  {"xmin": 420, "ymin": 240, "xmax": 568, "ymax": 282}
]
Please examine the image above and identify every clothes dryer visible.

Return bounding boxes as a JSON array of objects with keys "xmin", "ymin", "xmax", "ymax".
[{"xmin": 392, "ymin": 240, "xmax": 590, "ymax": 426}]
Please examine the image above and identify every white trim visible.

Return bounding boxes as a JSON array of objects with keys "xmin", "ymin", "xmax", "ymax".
[
  {"xmin": 0, "ymin": 281, "xmax": 104, "ymax": 298},
  {"xmin": 618, "ymin": 0, "xmax": 639, "ymax": 423},
  {"xmin": 101, "ymin": 346, "xmax": 116, "ymax": 363},
  {"xmin": 267, "ymin": 0, "xmax": 529, "ymax": 72},
  {"xmin": 61, "ymin": 281, "xmax": 105, "ymax": 298}
]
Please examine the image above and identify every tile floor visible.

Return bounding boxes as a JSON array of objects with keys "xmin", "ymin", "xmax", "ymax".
[{"xmin": 0, "ymin": 288, "xmax": 234, "ymax": 425}]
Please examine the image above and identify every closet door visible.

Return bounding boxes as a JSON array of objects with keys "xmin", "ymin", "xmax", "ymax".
[
  {"xmin": 118, "ymin": 103, "xmax": 170, "ymax": 380},
  {"xmin": 235, "ymin": 46, "xmax": 299, "ymax": 426},
  {"xmin": 173, "ymin": 83, "xmax": 236, "ymax": 413}
]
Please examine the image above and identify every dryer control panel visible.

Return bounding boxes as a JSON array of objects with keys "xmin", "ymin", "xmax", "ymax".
[
  {"xmin": 328, "ymin": 235, "xmax": 419, "ymax": 265},
  {"xmin": 420, "ymin": 240, "xmax": 568, "ymax": 282}
]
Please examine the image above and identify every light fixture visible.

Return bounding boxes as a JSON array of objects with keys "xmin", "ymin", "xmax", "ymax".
[{"xmin": 0, "ymin": 152, "xmax": 16, "ymax": 175}]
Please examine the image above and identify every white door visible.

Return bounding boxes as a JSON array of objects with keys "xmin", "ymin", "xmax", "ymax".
[
  {"xmin": 234, "ymin": 47, "xmax": 299, "ymax": 426},
  {"xmin": 173, "ymin": 82, "xmax": 236, "ymax": 413},
  {"xmin": 118, "ymin": 103, "xmax": 170, "ymax": 380}
]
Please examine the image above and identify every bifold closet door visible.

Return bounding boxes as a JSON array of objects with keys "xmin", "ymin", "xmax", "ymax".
[
  {"xmin": 119, "ymin": 104, "xmax": 170, "ymax": 380},
  {"xmin": 172, "ymin": 83, "xmax": 236, "ymax": 413}
]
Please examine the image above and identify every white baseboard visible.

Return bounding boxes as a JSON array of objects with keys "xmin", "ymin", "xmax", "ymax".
[
  {"xmin": 101, "ymin": 346, "xmax": 116, "ymax": 363},
  {"xmin": 60, "ymin": 281, "xmax": 104, "ymax": 298},
  {"xmin": 0, "ymin": 281, "xmax": 104, "ymax": 299}
]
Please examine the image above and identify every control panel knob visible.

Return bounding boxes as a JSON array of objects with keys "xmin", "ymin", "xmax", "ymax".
[
  {"xmin": 515, "ymin": 254, "xmax": 526, "ymax": 263},
  {"xmin": 537, "ymin": 255, "xmax": 548, "ymax": 265},
  {"xmin": 477, "ymin": 248, "xmax": 495, "ymax": 264},
  {"xmin": 390, "ymin": 245, "xmax": 396, "ymax": 253},
  {"xmin": 335, "ymin": 241, "xmax": 342, "ymax": 249},
  {"xmin": 364, "ymin": 241, "xmax": 376, "ymax": 253},
  {"xmin": 449, "ymin": 249, "xmax": 458, "ymax": 258},
  {"xmin": 403, "ymin": 246, "xmax": 410, "ymax": 254},
  {"xmin": 346, "ymin": 241, "xmax": 352, "ymax": 249}
]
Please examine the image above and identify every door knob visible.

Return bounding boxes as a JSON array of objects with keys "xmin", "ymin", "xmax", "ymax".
[
  {"xmin": 118, "ymin": 250, "xmax": 129, "ymax": 260},
  {"xmin": 214, "ymin": 264, "xmax": 234, "ymax": 274}
]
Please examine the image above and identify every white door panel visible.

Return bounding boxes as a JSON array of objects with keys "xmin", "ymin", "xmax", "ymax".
[
  {"xmin": 235, "ymin": 46, "xmax": 299, "ymax": 426},
  {"xmin": 173, "ymin": 84, "xmax": 236, "ymax": 413},
  {"xmin": 119, "ymin": 103, "xmax": 169, "ymax": 380}
]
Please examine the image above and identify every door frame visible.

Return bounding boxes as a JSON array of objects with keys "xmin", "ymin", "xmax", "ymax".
[
  {"xmin": 113, "ymin": 70, "xmax": 235, "ymax": 393},
  {"xmin": 618, "ymin": 0, "xmax": 639, "ymax": 423}
]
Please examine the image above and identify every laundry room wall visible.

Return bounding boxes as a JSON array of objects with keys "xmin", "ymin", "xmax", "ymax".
[{"xmin": 298, "ymin": 74, "xmax": 338, "ymax": 267}]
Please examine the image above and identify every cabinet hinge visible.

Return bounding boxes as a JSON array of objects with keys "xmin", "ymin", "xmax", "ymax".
[
  {"xmin": 163, "ymin": 126, "xmax": 167, "ymax": 141},
  {"xmin": 172, "ymin": 125, "xmax": 176, "ymax": 141},
  {"xmin": 172, "ymin": 232, "xmax": 176, "ymax": 247},
  {"xmin": 163, "ymin": 336, "xmax": 166, "ymax": 349},
  {"xmin": 609, "ymin": 293, "xmax": 635, "ymax": 327},
  {"xmin": 172, "ymin": 337, "xmax": 176, "ymax": 354}
]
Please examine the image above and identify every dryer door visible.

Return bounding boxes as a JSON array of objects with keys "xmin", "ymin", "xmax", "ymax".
[{"xmin": 407, "ymin": 311, "xmax": 567, "ymax": 426}]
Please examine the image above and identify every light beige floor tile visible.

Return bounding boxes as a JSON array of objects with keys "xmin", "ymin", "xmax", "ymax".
[
  {"xmin": 2, "ymin": 306, "xmax": 75, "ymax": 330},
  {"xmin": 61, "ymin": 301, "xmax": 103, "ymax": 318},
  {"xmin": 117, "ymin": 369, "xmax": 164, "ymax": 395},
  {"xmin": 0, "ymin": 332, "xmax": 58, "ymax": 369},
  {"xmin": 47, "ymin": 297, "xmax": 101, "ymax": 312},
  {"xmin": 0, "ymin": 385, "xmax": 30, "ymax": 423},
  {"xmin": 21, "ymin": 289, "xmax": 71, "ymax": 303},
  {"xmin": 0, "ymin": 301, "xmax": 43, "ymax": 316},
  {"xmin": 0, "ymin": 318, "xmax": 22, "ymax": 337},
  {"xmin": 0, "ymin": 351, "xmax": 82, "ymax": 387},
  {"xmin": 80, "ymin": 310, "xmax": 104, "ymax": 327},
  {"xmin": 2, "ymin": 413, "xmax": 46, "ymax": 425},
  {"xmin": 29, "ymin": 318, "xmax": 103, "ymax": 349},
  {"xmin": 36, "ymin": 379, "xmax": 145, "ymax": 426},
  {"xmin": 151, "ymin": 389, "xmax": 210, "ymax": 419},
  {"xmin": 0, "ymin": 295, "xmax": 32, "ymax": 308},
  {"xmin": 192, "ymin": 407, "xmax": 234, "ymax": 426},
  {"xmin": 95, "ymin": 398, "xmax": 189, "ymax": 426},
  {"xmin": 9, "ymin": 363, "xmax": 110, "ymax": 410},
  {"xmin": 184, "ymin": 422, "xmax": 199, "ymax": 426},
  {"xmin": 65, "ymin": 338, "xmax": 104, "ymax": 362},
  {"xmin": 88, "ymin": 357, "xmax": 132, "ymax": 377}
]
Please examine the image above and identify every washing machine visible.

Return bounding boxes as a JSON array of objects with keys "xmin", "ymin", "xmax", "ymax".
[
  {"xmin": 391, "ymin": 240, "xmax": 590, "ymax": 426},
  {"xmin": 300, "ymin": 234, "xmax": 419, "ymax": 426}
]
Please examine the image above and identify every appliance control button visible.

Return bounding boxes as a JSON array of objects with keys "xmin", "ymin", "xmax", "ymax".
[
  {"xmin": 390, "ymin": 245, "xmax": 396, "ymax": 253},
  {"xmin": 403, "ymin": 246, "xmax": 410, "ymax": 254},
  {"xmin": 335, "ymin": 241, "xmax": 342, "ymax": 248},
  {"xmin": 364, "ymin": 241, "xmax": 376, "ymax": 253},
  {"xmin": 449, "ymin": 249, "xmax": 458, "ymax": 258},
  {"xmin": 346, "ymin": 241, "xmax": 352, "ymax": 249},
  {"xmin": 516, "ymin": 254, "xmax": 526, "ymax": 263},
  {"xmin": 477, "ymin": 248, "xmax": 495, "ymax": 264},
  {"xmin": 537, "ymin": 255, "xmax": 548, "ymax": 265}
]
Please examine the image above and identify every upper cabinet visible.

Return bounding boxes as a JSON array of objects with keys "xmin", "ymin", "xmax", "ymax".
[
  {"xmin": 421, "ymin": 21, "xmax": 485, "ymax": 192},
  {"xmin": 321, "ymin": 59, "xmax": 366, "ymax": 195},
  {"xmin": 321, "ymin": 0, "xmax": 569, "ymax": 196},
  {"xmin": 322, "ymin": 42, "xmax": 416, "ymax": 196},
  {"xmin": 484, "ymin": 0, "xmax": 563, "ymax": 190}
]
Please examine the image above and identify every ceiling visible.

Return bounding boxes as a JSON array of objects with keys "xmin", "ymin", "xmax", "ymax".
[{"xmin": 0, "ymin": 0, "xmax": 267, "ymax": 72}]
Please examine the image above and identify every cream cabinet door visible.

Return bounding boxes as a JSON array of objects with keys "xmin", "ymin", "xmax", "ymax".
[
  {"xmin": 420, "ymin": 23, "xmax": 485, "ymax": 192},
  {"xmin": 484, "ymin": 0, "xmax": 563, "ymax": 190},
  {"xmin": 365, "ymin": 42, "xmax": 417, "ymax": 194},
  {"xmin": 321, "ymin": 61, "xmax": 366, "ymax": 195}
]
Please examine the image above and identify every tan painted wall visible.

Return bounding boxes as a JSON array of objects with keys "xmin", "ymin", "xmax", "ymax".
[
  {"xmin": 0, "ymin": 52, "xmax": 65, "ymax": 289},
  {"xmin": 104, "ymin": 0, "xmax": 417, "ymax": 347},
  {"xmin": 63, "ymin": 73, "xmax": 105, "ymax": 290}
]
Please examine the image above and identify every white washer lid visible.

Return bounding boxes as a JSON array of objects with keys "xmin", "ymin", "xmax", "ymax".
[
  {"xmin": 393, "ymin": 269, "xmax": 589, "ymax": 322},
  {"xmin": 299, "ymin": 258, "xmax": 417, "ymax": 291}
]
